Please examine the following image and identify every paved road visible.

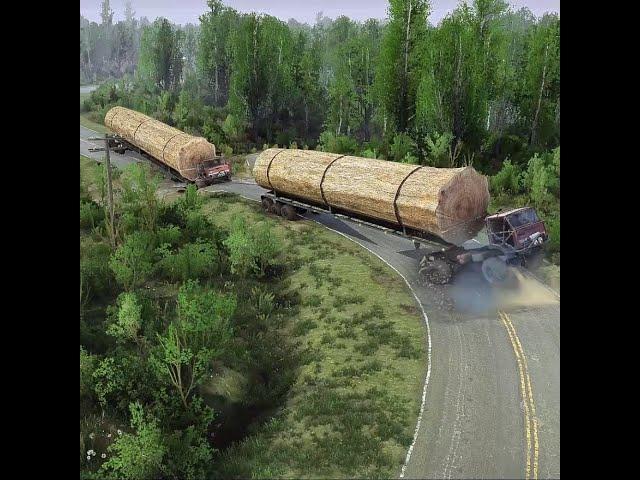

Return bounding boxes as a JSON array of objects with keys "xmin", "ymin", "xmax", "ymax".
[
  {"xmin": 80, "ymin": 101, "xmax": 559, "ymax": 478},
  {"xmin": 80, "ymin": 125, "xmax": 144, "ymax": 170}
]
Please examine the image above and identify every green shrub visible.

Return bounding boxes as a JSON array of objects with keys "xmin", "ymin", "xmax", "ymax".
[
  {"xmin": 100, "ymin": 402, "xmax": 166, "ymax": 480},
  {"xmin": 80, "ymin": 346, "xmax": 97, "ymax": 399},
  {"xmin": 545, "ymin": 213, "xmax": 560, "ymax": 264},
  {"xmin": 319, "ymin": 131, "xmax": 358, "ymax": 154},
  {"xmin": 157, "ymin": 240, "xmax": 219, "ymax": 282},
  {"xmin": 425, "ymin": 131, "xmax": 454, "ymax": 167},
  {"xmin": 390, "ymin": 133, "xmax": 415, "ymax": 162},
  {"xmin": 223, "ymin": 218, "xmax": 282, "ymax": 278},
  {"xmin": 81, "ymin": 237, "xmax": 114, "ymax": 299},
  {"xmin": 109, "ymin": 232, "xmax": 155, "ymax": 290},
  {"xmin": 490, "ymin": 159, "xmax": 522, "ymax": 195},
  {"xmin": 81, "ymin": 200, "xmax": 105, "ymax": 230}
]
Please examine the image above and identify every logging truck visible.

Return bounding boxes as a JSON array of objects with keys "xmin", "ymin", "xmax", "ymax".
[
  {"xmin": 103, "ymin": 106, "xmax": 232, "ymax": 187},
  {"xmin": 253, "ymin": 148, "xmax": 547, "ymax": 286}
]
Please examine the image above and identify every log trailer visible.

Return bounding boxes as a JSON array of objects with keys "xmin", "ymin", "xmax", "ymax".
[
  {"xmin": 105, "ymin": 135, "xmax": 232, "ymax": 188},
  {"xmin": 259, "ymin": 192, "xmax": 547, "ymax": 286},
  {"xmin": 103, "ymin": 106, "xmax": 231, "ymax": 188},
  {"xmin": 251, "ymin": 148, "xmax": 547, "ymax": 287}
]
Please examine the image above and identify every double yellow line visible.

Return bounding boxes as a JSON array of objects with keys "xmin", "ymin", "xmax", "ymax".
[{"xmin": 499, "ymin": 311, "xmax": 539, "ymax": 480}]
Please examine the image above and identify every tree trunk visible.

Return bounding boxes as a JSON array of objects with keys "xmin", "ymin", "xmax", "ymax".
[
  {"xmin": 400, "ymin": 0, "xmax": 413, "ymax": 132},
  {"xmin": 530, "ymin": 42, "xmax": 550, "ymax": 146}
]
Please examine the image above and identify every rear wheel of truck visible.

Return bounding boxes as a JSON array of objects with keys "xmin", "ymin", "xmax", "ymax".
[
  {"xmin": 195, "ymin": 179, "xmax": 207, "ymax": 189},
  {"xmin": 281, "ymin": 205, "xmax": 297, "ymax": 221},
  {"xmin": 261, "ymin": 197, "xmax": 273, "ymax": 212},
  {"xmin": 481, "ymin": 257, "xmax": 516, "ymax": 286},
  {"xmin": 419, "ymin": 259, "xmax": 452, "ymax": 285}
]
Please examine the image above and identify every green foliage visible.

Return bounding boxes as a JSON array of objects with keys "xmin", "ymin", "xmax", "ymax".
[
  {"xmin": 80, "ymin": 347, "xmax": 97, "ymax": 399},
  {"xmin": 424, "ymin": 131, "xmax": 454, "ymax": 167},
  {"xmin": 100, "ymin": 402, "xmax": 166, "ymax": 480},
  {"xmin": 106, "ymin": 292, "xmax": 143, "ymax": 345},
  {"xmin": 138, "ymin": 18, "xmax": 184, "ymax": 91},
  {"xmin": 119, "ymin": 163, "xmax": 162, "ymax": 235},
  {"xmin": 157, "ymin": 240, "xmax": 219, "ymax": 282},
  {"xmin": 177, "ymin": 184, "xmax": 203, "ymax": 213},
  {"xmin": 375, "ymin": 0, "xmax": 430, "ymax": 132},
  {"xmin": 390, "ymin": 133, "xmax": 415, "ymax": 162},
  {"xmin": 319, "ymin": 131, "xmax": 358, "ymax": 155},
  {"xmin": 81, "ymin": 237, "xmax": 114, "ymax": 301},
  {"xmin": 490, "ymin": 159, "xmax": 522, "ymax": 195},
  {"xmin": 109, "ymin": 232, "xmax": 155, "ymax": 290},
  {"xmin": 521, "ymin": 147, "xmax": 559, "ymax": 208},
  {"xmin": 223, "ymin": 217, "xmax": 282, "ymax": 278},
  {"xmin": 163, "ymin": 425, "xmax": 214, "ymax": 479},
  {"xmin": 80, "ymin": 200, "xmax": 105, "ymax": 230},
  {"xmin": 151, "ymin": 280, "xmax": 235, "ymax": 408}
]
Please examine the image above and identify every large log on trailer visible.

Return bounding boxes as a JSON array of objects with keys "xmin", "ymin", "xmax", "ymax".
[
  {"xmin": 253, "ymin": 148, "xmax": 490, "ymax": 245},
  {"xmin": 104, "ymin": 106, "xmax": 216, "ymax": 181}
]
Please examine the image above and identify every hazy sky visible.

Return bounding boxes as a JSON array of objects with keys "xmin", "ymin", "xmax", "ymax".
[{"xmin": 80, "ymin": 0, "xmax": 560, "ymax": 26}]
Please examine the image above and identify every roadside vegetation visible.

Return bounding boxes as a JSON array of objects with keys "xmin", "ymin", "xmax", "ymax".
[{"xmin": 80, "ymin": 155, "xmax": 426, "ymax": 479}]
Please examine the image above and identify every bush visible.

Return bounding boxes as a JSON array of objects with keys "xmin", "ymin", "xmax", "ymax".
[
  {"xmin": 490, "ymin": 159, "xmax": 522, "ymax": 195},
  {"xmin": 545, "ymin": 213, "xmax": 560, "ymax": 264},
  {"xmin": 100, "ymin": 402, "xmax": 166, "ymax": 480},
  {"xmin": 361, "ymin": 148, "xmax": 379, "ymax": 159},
  {"xmin": 157, "ymin": 240, "xmax": 219, "ymax": 282},
  {"xmin": 223, "ymin": 218, "xmax": 282, "ymax": 278},
  {"xmin": 109, "ymin": 232, "xmax": 155, "ymax": 290},
  {"xmin": 522, "ymin": 148, "xmax": 560, "ymax": 209},
  {"xmin": 319, "ymin": 131, "xmax": 358, "ymax": 154},
  {"xmin": 80, "ymin": 347, "xmax": 97, "ymax": 400},
  {"xmin": 390, "ymin": 133, "xmax": 415, "ymax": 162},
  {"xmin": 81, "ymin": 237, "xmax": 114, "ymax": 299},
  {"xmin": 424, "ymin": 131, "xmax": 454, "ymax": 167},
  {"xmin": 81, "ymin": 200, "xmax": 105, "ymax": 230}
]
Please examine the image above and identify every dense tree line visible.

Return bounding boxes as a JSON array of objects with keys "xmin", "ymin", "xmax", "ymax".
[{"xmin": 82, "ymin": 0, "xmax": 559, "ymax": 260}]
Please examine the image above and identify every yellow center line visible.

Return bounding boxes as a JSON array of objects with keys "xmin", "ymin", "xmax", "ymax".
[{"xmin": 499, "ymin": 311, "xmax": 539, "ymax": 480}]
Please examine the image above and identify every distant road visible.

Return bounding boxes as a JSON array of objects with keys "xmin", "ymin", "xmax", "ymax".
[
  {"xmin": 80, "ymin": 85, "xmax": 98, "ymax": 94},
  {"xmin": 79, "ymin": 87, "xmax": 559, "ymax": 478}
]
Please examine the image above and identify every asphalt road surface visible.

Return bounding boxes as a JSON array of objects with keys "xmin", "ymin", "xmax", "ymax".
[{"xmin": 80, "ymin": 110, "xmax": 559, "ymax": 478}]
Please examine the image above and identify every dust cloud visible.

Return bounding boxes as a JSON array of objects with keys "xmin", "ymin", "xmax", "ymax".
[{"xmin": 449, "ymin": 266, "xmax": 558, "ymax": 316}]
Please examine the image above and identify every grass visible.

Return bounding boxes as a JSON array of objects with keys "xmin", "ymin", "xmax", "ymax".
[
  {"xmin": 201, "ymin": 195, "xmax": 428, "ymax": 479},
  {"xmin": 80, "ymin": 92, "xmax": 110, "ymax": 134}
]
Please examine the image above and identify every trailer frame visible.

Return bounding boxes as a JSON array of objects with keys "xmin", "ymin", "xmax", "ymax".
[{"xmin": 260, "ymin": 190, "xmax": 546, "ymax": 287}]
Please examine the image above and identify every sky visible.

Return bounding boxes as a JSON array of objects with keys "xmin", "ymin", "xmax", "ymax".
[{"xmin": 80, "ymin": 0, "xmax": 560, "ymax": 26}]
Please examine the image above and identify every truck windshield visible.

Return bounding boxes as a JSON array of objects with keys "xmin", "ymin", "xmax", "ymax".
[{"xmin": 507, "ymin": 209, "xmax": 539, "ymax": 228}]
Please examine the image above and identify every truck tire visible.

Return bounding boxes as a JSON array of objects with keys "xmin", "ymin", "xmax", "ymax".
[
  {"xmin": 261, "ymin": 197, "xmax": 273, "ymax": 212},
  {"xmin": 419, "ymin": 259, "xmax": 452, "ymax": 285},
  {"xmin": 481, "ymin": 257, "xmax": 516, "ymax": 286},
  {"xmin": 271, "ymin": 202, "xmax": 282, "ymax": 215},
  {"xmin": 281, "ymin": 204, "xmax": 297, "ymax": 221},
  {"xmin": 195, "ymin": 179, "xmax": 207, "ymax": 189}
]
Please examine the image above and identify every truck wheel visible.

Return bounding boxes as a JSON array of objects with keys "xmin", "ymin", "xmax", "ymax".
[
  {"xmin": 481, "ymin": 257, "xmax": 515, "ymax": 286},
  {"xmin": 195, "ymin": 179, "xmax": 206, "ymax": 189},
  {"xmin": 271, "ymin": 202, "xmax": 282, "ymax": 215},
  {"xmin": 523, "ymin": 248, "xmax": 544, "ymax": 271},
  {"xmin": 281, "ymin": 204, "xmax": 297, "ymax": 221},
  {"xmin": 261, "ymin": 197, "xmax": 273, "ymax": 213},
  {"xmin": 419, "ymin": 259, "xmax": 452, "ymax": 285}
]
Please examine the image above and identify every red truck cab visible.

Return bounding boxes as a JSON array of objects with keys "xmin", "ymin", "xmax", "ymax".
[{"xmin": 485, "ymin": 207, "xmax": 547, "ymax": 251}]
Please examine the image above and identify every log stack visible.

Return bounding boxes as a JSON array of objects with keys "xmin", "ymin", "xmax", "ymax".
[
  {"xmin": 253, "ymin": 148, "xmax": 490, "ymax": 244},
  {"xmin": 104, "ymin": 106, "xmax": 216, "ymax": 181}
]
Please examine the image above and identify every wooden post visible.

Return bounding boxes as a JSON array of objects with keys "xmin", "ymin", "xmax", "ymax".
[{"xmin": 104, "ymin": 136, "xmax": 115, "ymax": 248}]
